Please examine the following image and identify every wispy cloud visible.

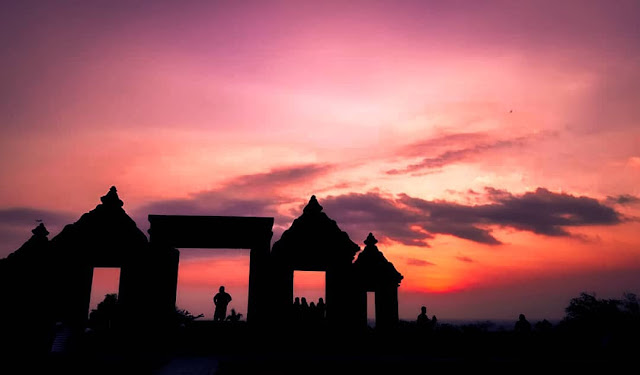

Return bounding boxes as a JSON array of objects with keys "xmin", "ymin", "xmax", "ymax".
[
  {"xmin": 387, "ymin": 138, "xmax": 525, "ymax": 175},
  {"xmin": 220, "ymin": 163, "xmax": 334, "ymax": 192},
  {"xmin": 406, "ymin": 258, "xmax": 436, "ymax": 267},
  {"xmin": 387, "ymin": 131, "xmax": 555, "ymax": 175},
  {"xmin": 606, "ymin": 194, "xmax": 640, "ymax": 205},
  {"xmin": 134, "ymin": 163, "xmax": 335, "ymax": 245},
  {"xmin": 0, "ymin": 207, "xmax": 77, "ymax": 258},
  {"xmin": 0, "ymin": 208, "xmax": 75, "ymax": 226}
]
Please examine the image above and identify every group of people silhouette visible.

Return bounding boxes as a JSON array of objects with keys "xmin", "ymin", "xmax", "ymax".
[
  {"xmin": 292, "ymin": 296, "xmax": 326, "ymax": 323},
  {"xmin": 417, "ymin": 305, "xmax": 537, "ymax": 336},
  {"xmin": 211, "ymin": 284, "xmax": 533, "ymax": 333}
]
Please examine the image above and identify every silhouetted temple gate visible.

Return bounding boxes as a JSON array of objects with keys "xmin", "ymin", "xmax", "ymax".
[
  {"xmin": 47, "ymin": 187, "xmax": 155, "ymax": 329},
  {"xmin": 0, "ymin": 187, "xmax": 403, "ymax": 356},
  {"xmin": 147, "ymin": 214, "xmax": 274, "ymax": 327},
  {"xmin": 353, "ymin": 233, "xmax": 403, "ymax": 330},
  {"xmin": 270, "ymin": 196, "xmax": 404, "ymax": 330},
  {"xmin": 271, "ymin": 196, "xmax": 361, "ymax": 328}
]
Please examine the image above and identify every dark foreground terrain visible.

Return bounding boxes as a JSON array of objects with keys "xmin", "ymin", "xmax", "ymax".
[{"xmin": 5, "ymin": 319, "xmax": 638, "ymax": 374}]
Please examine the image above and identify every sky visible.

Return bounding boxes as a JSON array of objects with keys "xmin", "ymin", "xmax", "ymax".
[{"xmin": 1, "ymin": 0, "xmax": 640, "ymax": 322}]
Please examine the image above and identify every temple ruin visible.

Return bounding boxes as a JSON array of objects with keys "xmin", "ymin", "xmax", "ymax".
[{"xmin": 0, "ymin": 186, "xmax": 402, "ymax": 353}]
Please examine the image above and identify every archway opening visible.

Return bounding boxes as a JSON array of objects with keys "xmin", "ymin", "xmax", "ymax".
[
  {"xmin": 293, "ymin": 270, "xmax": 325, "ymax": 307},
  {"xmin": 89, "ymin": 267, "xmax": 121, "ymax": 318},
  {"xmin": 176, "ymin": 248, "xmax": 250, "ymax": 321},
  {"xmin": 367, "ymin": 291, "xmax": 376, "ymax": 328}
]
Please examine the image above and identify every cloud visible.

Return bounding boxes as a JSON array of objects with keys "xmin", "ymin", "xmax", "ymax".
[
  {"xmin": 400, "ymin": 187, "xmax": 621, "ymax": 240},
  {"xmin": 140, "ymin": 196, "xmax": 278, "ymax": 218},
  {"xmin": 221, "ymin": 163, "xmax": 334, "ymax": 192},
  {"xmin": 0, "ymin": 207, "xmax": 75, "ymax": 226},
  {"xmin": 320, "ymin": 192, "xmax": 432, "ymax": 247},
  {"xmin": 135, "ymin": 163, "xmax": 334, "ymax": 248},
  {"xmin": 0, "ymin": 164, "xmax": 333, "ymax": 258},
  {"xmin": 606, "ymin": 194, "xmax": 640, "ymax": 205},
  {"xmin": 140, "ymin": 163, "xmax": 332, "ymax": 215},
  {"xmin": 397, "ymin": 132, "xmax": 490, "ymax": 158},
  {"xmin": 0, "ymin": 207, "xmax": 77, "ymax": 258},
  {"xmin": 406, "ymin": 258, "xmax": 436, "ymax": 267},
  {"xmin": 387, "ymin": 131, "xmax": 555, "ymax": 175},
  {"xmin": 456, "ymin": 256, "xmax": 474, "ymax": 263},
  {"xmin": 319, "ymin": 187, "xmax": 623, "ymax": 247},
  {"xmin": 388, "ymin": 138, "xmax": 525, "ymax": 175}
]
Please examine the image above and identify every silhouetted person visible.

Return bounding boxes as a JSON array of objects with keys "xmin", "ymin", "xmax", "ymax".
[
  {"xmin": 431, "ymin": 315, "xmax": 438, "ymax": 328},
  {"xmin": 317, "ymin": 297, "xmax": 326, "ymax": 319},
  {"xmin": 515, "ymin": 313, "xmax": 532, "ymax": 334},
  {"xmin": 213, "ymin": 286, "xmax": 232, "ymax": 322},
  {"xmin": 417, "ymin": 306, "xmax": 431, "ymax": 329},
  {"xmin": 309, "ymin": 301, "xmax": 317, "ymax": 320},
  {"xmin": 291, "ymin": 297, "xmax": 302, "ymax": 323},
  {"xmin": 300, "ymin": 297, "xmax": 310, "ymax": 322}
]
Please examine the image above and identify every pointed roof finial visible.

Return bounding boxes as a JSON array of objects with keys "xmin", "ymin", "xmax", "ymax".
[
  {"xmin": 32, "ymin": 222, "xmax": 49, "ymax": 238},
  {"xmin": 364, "ymin": 232, "xmax": 378, "ymax": 247},
  {"xmin": 100, "ymin": 186, "xmax": 124, "ymax": 207},
  {"xmin": 303, "ymin": 195, "xmax": 323, "ymax": 214}
]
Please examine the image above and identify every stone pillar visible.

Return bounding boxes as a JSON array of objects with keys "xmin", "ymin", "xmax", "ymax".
[
  {"xmin": 144, "ymin": 243, "xmax": 179, "ymax": 326},
  {"xmin": 375, "ymin": 286, "xmax": 399, "ymax": 330},
  {"xmin": 248, "ymin": 239, "xmax": 272, "ymax": 327}
]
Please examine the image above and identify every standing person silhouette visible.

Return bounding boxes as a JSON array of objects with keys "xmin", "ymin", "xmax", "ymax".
[
  {"xmin": 514, "ymin": 313, "xmax": 531, "ymax": 334},
  {"xmin": 316, "ymin": 298, "xmax": 326, "ymax": 319},
  {"xmin": 417, "ymin": 306, "xmax": 430, "ymax": 327},
  {"xmin": 300, "ymin": 297, "xmax": 309, "ymax": 322},
  {"xmin": 417, "ymin": 306, "xmax": 433, "ymax": 331},
  {"xmin": 213, "ymin": 286, "xmax": 232, "ymax": 322}
]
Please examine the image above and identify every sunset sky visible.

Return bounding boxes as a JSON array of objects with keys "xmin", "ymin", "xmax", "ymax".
[{"xmin": 1, "ymin": 0, "xmax": 639, "ymax": 322}]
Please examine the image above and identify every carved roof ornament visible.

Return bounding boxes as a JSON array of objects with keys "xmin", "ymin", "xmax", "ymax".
[
  {"xmin": 364, "ymin": 232, "xmax": 378, "ymax": 247},
  {"xmin": 100, "ymin": 186, "xmax": 124, "ymax": 208},
  {"xmin": 271, "ymin": 195, "xmax": 360, "ymax": 266},
  {"xmin": 355, "ymin": 232, "xmax": 403, "ymax": 286},
  {"xmin": 303, "ymin": 195, "xmax": 323, "ymax": 214},
  {"xmin": 32, "ymin": 222, "xmax": 49, "ymax": 238}
]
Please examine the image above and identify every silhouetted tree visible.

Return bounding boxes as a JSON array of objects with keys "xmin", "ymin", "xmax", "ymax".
[
  {"xmin": 621, "ymin": 292, "xmax": 640, "ymax": 316},
  {"xmin": 89, "ymin": 293, "xmax": 120, "ymax": 331},
  {"xmin": 534, "ymin": 319, "xmax": 553, "ymax": 333},
  {"xmin": 559, "ymin": 291, "xmax": 640, "ymax": 356},
  {"xmin": 174, "ymin": 306, "xmax": 203, "ymax": 327},
  {"xmin": 564, "ymin": 292, "xmax": 620, "ymax": 323},
  {"xmin": 226, "ymin": 309, "xmax": 243, "ymax": 322}
]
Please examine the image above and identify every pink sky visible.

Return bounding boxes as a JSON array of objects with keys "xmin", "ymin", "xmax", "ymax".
[{"xmin": 2, "ymin": 0, "xmax": 640, "ymax": 321}]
